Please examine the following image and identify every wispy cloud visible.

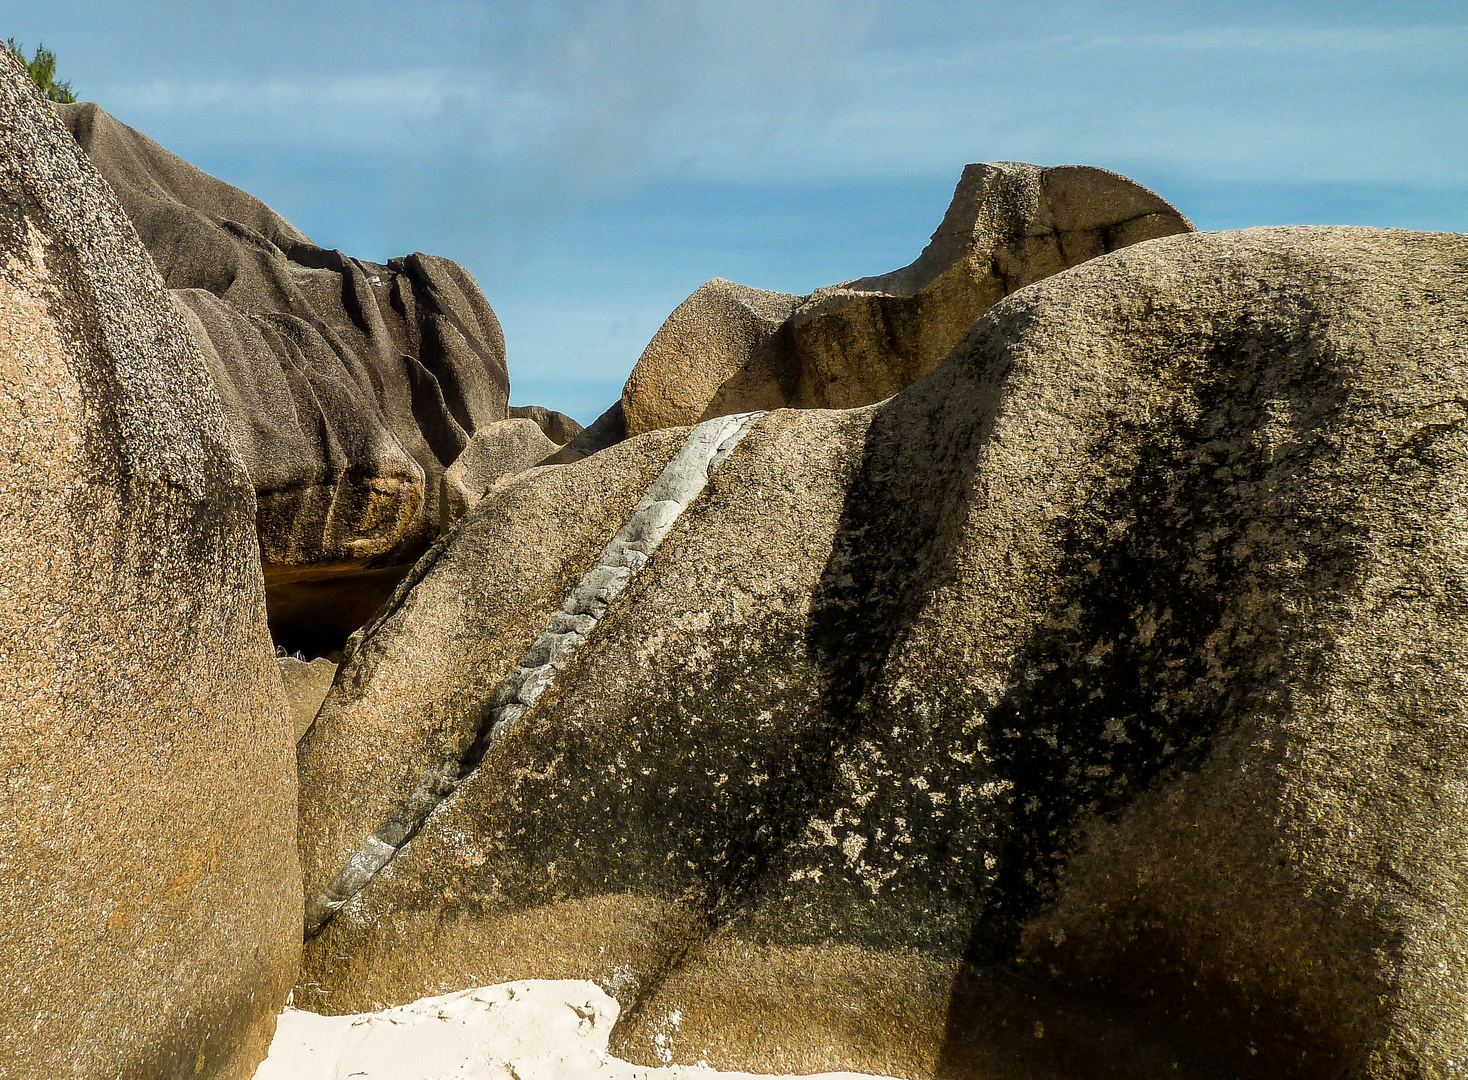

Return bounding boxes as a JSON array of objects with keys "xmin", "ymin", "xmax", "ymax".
[
  {"xmin": 1074, "ymin": 22, "xmax": 1468, "ymax": 56},
  {"xmin": 84, "ymin": 6, "xmax": 1468, "ymax": 196},
  {"xmin": 100, "ymin": 72, "xmax": 472, "ymax": 148},
  {"xmin": 95, "ymin": 1, "xmax": 876, "ymax": 191}
]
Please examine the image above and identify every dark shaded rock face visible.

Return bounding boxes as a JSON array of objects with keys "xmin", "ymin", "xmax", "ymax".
[
  {"xmin": 294, "ymin": 226, "xmax": 1468, "ymax": 1078},
  {"xmin": 0, "ymin": 56, "xmax": 299, "ymax": 1080},
  {"xmin": 617, "ymin": 162, "xmax": 1194, "ymax": 441},
  {"xmin": 54, "ymin": 101, "xmax": 524, "ymax": 654}
]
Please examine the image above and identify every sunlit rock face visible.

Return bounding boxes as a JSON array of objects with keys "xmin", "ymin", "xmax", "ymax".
[
  {"xmin": 616, "ymin": 161, "xmax": 1194, "ymax": 438},
  {"xmin": 294, "ymin": 225, "xmax": 1468, "ymax": 1079},
  {"xmin": 0, "ymin": 54, "xmax": 299, "ymax": 1080}
]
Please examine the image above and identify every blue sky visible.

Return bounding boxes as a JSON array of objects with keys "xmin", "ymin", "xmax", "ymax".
[{"xmin": 7, "ymin": 1, "xmax": 1466, "ymax": 421}]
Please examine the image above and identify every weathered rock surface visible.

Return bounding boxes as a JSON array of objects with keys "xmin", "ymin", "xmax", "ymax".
[
  {"xmin": 509, "ymin": 404, "xmax": 583, "ymax": 446},
  {"xmin": 279, "ymin": 656, "xmax": 339, "ymax": 743},
  {"xmin": 621, "ymin": 279, "xmax": 800, "ymax": 437},
  {"xmin": 544, "ymin": 398, "xmax": 628, "ymax": 465},
  {"xmin": 0, "ymin": 57, "xmax": 299, "ymax": 1080},
  {"xmin": 620, "ymin": 162, "xmax": 1193, "ymax": 439},
  {"xmin": 296, "ymin": 425, "xmax": 689, "ymax": 910},
  {"xmin": 439, "ymin": 418, "xmax": 558, "ymax": 531},
  {"xmin": 294, "ymin": 225, "xmax": 1468, "ymax": 1078},
  {"xmin": 55, "ymin": 101, "xmax": 514, "ymax": 652}
]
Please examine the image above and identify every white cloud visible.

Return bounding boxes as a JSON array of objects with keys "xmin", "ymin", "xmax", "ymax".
[{"xmin": 99, "ymin": 72, "xmax": 459, "ymax": 148}]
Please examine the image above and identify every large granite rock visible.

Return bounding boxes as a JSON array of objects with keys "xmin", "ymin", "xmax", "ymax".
[
  {"xmin": 620, "ymin": 279, "xmax": 799, "ymax": 439},
  {"xmin": 508, "ymin": 404, "xmax": 583, "ymax": 447},
  {"xmin": 54, "ymin": 102, "xmax": 530, "ymax": 653},
  {"xmin": 439, "ymin": 418, "xmax": 559, "ymax": 531},
  {"xmin": 620, "ymin": 162, "xmax": 1193, "ymax": 439},
  {"xmin": 296, "ymin": 425, "xmax": 689, "ymax": 904},
  {"xmin": 295, "ymin": 226, "xmax": 1468, "ymax": 1078},
  {"xmin": 0, "ymin": 57, "xmax": 299, "ymax": 1080}
]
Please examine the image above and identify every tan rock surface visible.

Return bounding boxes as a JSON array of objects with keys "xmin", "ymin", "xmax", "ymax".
[
  {"xmin": 621, "ymin": 162, "xmax": 1193, "ymax": 438},
  {"xmin": 438, "ymin": 418, "xmax": 559, "ymax": 531},
  {"xmin": 621, "ymin": 279, "xmax": 800, "ymax": 437},
  {"xmin": 279, "ymin": 656, "xmax": 339, "ymax": 743},
  {"xmin": 296, "ymin": 427, "xmax": 688, "ymax": 909},
  {"xmin": 291, "ymin": 226, "xmax": 1468, "ymax": 1078},
  {"xmin": 0, "ymin": 56, "xmax": 298, "ymax": 1080},
  {"xmin": 543, "ymin": 398, "xmax": 628, "ymax": 465}
]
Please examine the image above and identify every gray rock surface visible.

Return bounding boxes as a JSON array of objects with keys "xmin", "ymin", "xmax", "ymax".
[
  {"xmin": 294, "ymin": 226, "xmax": 1468, "ymax": 1079},
  {"xmin": 0, "ymin": 56, "xmax": 299, "ymax": 1080},
  {"xmin": 621, "ymin": 162, "xmax": 1193, "ymax": 438},
  {"xmin": 55, "ymin": 101, "xmax": 513, "ymax": 654}
]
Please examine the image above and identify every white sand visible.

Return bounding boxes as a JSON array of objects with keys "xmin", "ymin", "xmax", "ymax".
[{"xmin": 253, "ymin": 979, "xmax": 894, "ymax": 1080}]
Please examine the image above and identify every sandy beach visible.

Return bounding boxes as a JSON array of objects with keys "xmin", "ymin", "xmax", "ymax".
[{"xmin": 254, "ymin": 979, "xmax": 895, "ymax": 1080}]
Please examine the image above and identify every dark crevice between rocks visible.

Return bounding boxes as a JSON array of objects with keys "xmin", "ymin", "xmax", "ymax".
[
  {"xmin": 322, "ymin": 468, "xmax": 491, "ymax": 666},
  {"xmin": 266, "ymin": 565, "xmax": 411, "ymax": 661},
  {"xmin": 418, "ymin": 315, "xmax": 482, "ymax": 435}
]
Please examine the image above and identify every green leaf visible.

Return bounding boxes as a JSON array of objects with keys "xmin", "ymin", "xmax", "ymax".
[{"xmin": 6, "ymin": 38, "xmax": 78, "ymax": 103}]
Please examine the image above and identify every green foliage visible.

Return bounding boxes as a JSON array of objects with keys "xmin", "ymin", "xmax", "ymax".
[{"xmin": 5, "ymin": 38, "xmax": 76, "ymax": 103}]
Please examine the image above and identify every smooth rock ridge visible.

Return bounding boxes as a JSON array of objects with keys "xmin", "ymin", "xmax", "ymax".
[
  {"xmin": 509, "ymin": 403, "xmax": 584, "ymax": 446},
  {"xmin": 618, "ymin": 161, "xmax": 1194, "ymax": 440},
  {"xmin": 303, "ymin": 412, "xmax": 766, "ymax": 937}
]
